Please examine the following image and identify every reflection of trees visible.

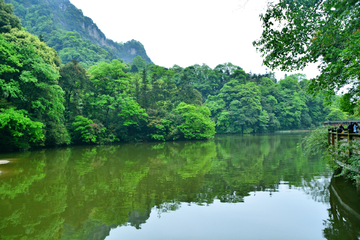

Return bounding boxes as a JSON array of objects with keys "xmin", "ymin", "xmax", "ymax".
[
  {"xmin": 0, "ymin": 140, "xmax": 217, "ymax": 239},
  {"xmin": 300, "ymin": 177, "xmax": 330, "ymax": 203},
  {"xmin": 323, "ymin": 176, "xmax": 360, "ymax": 240},
  {"xmin": 134, "ymin": 141, "xmax": 217, "ymax": 211},
  {"xmin": 262, "ymin": 134, "xmax": 330, "ymax": 186},
  {"xmin": 63, "ymin": 145, "xmax": 150, "ymax": 228},
  {"xmin": 194, "ymin": 135, "xmax": 267, "ymax": 204},
  {"xmin": 0, "ymin": 134, "xmax": 340, "ymax": 239},
  {"xmin": 189, "ymin": 134, "xmax": 331, "ymax": 205},
  {"xmin": 127, "ymin": 209, "xmax": 151, "ymax": 229},
  {"xmin": 0, "ymin": 148, "xmax": 70, "ymax": 240},
  {"xmin": 62, "ymin": 219, "xmax": 116, "ymax": 240}
]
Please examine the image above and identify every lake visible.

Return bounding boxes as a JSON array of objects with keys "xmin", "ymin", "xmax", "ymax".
[{"xmin": 0, "ymin": 133, "xmax": 359, "ymax": 240}]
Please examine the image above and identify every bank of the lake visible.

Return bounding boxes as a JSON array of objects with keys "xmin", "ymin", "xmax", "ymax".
[
  {"xmin": 324, "ymin": 127, "xmax": 360, "ymax": 188},
  {"xmin": 0, "ymin": 133, "xmax": 359, "ymax": 240}
]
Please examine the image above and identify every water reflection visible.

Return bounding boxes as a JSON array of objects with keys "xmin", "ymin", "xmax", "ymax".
[
  {"xmin": 0, "ymin": 134, "xmax": 358, "ymax": 240},
  {"xmin": 323, "ymin": 176, "xmax": 360, "ymax": 240}
]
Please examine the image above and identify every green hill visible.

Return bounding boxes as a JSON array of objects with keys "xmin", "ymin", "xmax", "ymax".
[{"xmin": 5, "ymin": 0, "xmax": 152, "ymax": 68}]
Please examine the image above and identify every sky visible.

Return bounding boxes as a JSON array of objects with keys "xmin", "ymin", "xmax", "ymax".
[{"xmin": 69, "ymin": 0, "xmax": 320, "ymax": 80}]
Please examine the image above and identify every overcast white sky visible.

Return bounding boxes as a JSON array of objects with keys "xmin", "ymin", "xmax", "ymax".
[{"xmin": 69, "ymin": 0, "xmax": 319, "ymax": 80}]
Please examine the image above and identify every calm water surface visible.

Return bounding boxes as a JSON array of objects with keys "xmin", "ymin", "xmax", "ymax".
[{"xmin": 0, "ymin": 133, "xmax": 359, "ymax": 240}]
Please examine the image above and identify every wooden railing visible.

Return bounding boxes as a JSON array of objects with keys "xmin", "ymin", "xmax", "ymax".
[
  {"xmin": 328, "ymin": 128, "xmax": 360, "ymax": 177},
  {"xmin": 328, "ymin": 128, "xmax": 360, "ymax": 146}
]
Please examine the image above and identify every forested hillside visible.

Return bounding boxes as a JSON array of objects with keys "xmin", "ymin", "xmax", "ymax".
[
  {"xmin": 4, "ymin": 0, "xmax": 152, "ymax": 68},
  {"xmin": 174, "ymin": 64, "xmax": 346, "ymax": 134},
  {"xmin": 0, "ymin": 0, "xmax": 348, "ymax": 152}
]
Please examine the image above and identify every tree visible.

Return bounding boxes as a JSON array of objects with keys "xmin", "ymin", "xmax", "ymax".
[
  {"xmin": 132, "ymin": 55, "xmax": 146, "ymax": 71},
  {"xmin": 189, "ymin": 64, "xmax": 222, "ymax": 102},
  {"xmin": 258, "ymin": 110, "xmax": 270, "ymax": 132},
  {"xmin": 87, "ymin": 60, "xmax": 147, "ymax": 141},
  {"xmin": 272, "ymin": 75, "xmax": 309, "ymax": 129},
  {"xmin": 146, "ymin": 117, "xmax": 171, "ymax": 141},
  {"xmin": 139, "ymin": 67, "xmax": 149, "ymax": 109},
  {"xmin": 0, "ymin": 108, "xmax": 44, "ymax": 151},
  {"xmin": 72, "ymin": 115, "xmax": 105, "ymax": 144},
  {"xmin": 253, "ymin": 0, "xmax": 360, "ymax": 102},
  {"xmin": 87, "ymin": 60, "xmax": 131, "ymax": 126},
  {"xmin": 0, "ymin": 34, "xmax": 70, "ymax": 146},
  {"xmin": 0, "ymin": 0, "xmax": 21, "ymax": 33},
  {"xmin": 144, "ymin": 64, "xmax": 177, "ymax": 112},
  {"xmin": 3, "ymin": 28, "xmax": 61, "ymax": 70},
  {"xmin": 175, "ymin": 67, "xmax": 202, "ymax": 106},
  {"xmin": 326, "ymin": 107, "xmax": 348, "ymax": 121},
  {"xmin": 59, "ymin": 59, "xmax": 90, "ymax": 123},
  {"xmin": 339, "ymin": 93, "xmax": 356, "ymax": 116},
  {"xmin": 205, "ymin": 69, "xmax": 262, "ymax": 134},
  {"xmin": 174, "ymin": 102, "xmax": 216, "ymax": 140}
]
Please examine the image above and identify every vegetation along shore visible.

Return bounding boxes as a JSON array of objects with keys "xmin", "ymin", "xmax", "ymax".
[
  {"xmin": 1, "ymin": 0, "xmax": 346, "ymax": 152},
  {"xmin": 1, "ymin": 0, "xmax": 359, "ymax": 187}
]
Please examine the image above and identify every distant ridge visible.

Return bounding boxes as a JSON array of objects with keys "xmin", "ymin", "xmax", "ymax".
[{"xmin": 5, "ymin": 0, "xmax": 152, "ymax": 67}]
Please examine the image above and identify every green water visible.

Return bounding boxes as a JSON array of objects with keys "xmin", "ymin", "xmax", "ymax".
[{"xmin": 0, "ymin": 133, "xmax": 359, "ymax": 240}]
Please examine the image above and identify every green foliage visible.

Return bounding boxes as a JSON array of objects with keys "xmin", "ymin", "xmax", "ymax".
[
  {"xmin": 132, "ymin": 55, "xmax": 146, "ymax": 71},
  {"xmin": 3, "ymin": 28, "xmax": 61, "ymax": 70},
  {"xmin": 258, "ymin": 110, "xmax": 270, "ymax": 132},
  {"xmin": 253, "ymin": 0, "xmax": 360, "ymax": 104},
  {"xmin": 6, "ymin": 0, "xmax": 152, "ymax": 66},
  {"xmin": 0, "ymin": 33, "xmax": 70, "ymax": 147},
  {"xmin": 301, "ymin": 126, "xmax": 360, "ymax": 182},
  {"xmin": 147, "ymin": 117, "xmax": 171, "ymax": 141},
  {"xmin": 118, "ymin": 96, "xmax": 147, "ymax": 127},
  {"xmin": 86, "ymin": 60, "xmax": 147, "ymax": 141},
  {"xmin": 203, "ymin": 71, "xmax": 334, "ymax": 133},
  {"xmin": 139, "ymin": 67, "xmax": 149, "ymax": 109},
  {"xmin": 300, "ymin": 127, "xmax": 329, "ymax": 157},
  {"xmin": 329, "ymin": 139, "xmax": 360, "ymax": 182},
  {"xmin": 87, "ymin": 59, "xmax": 132, "ymax": 125},
  {"xmin": 59, "ymin": 59, "xmax": 89, "ymax": 124},
  {"xmin": 0, "ymin": 0, "xmax": 336, "ymax": 150},
  {"xmin": 0, "ymin": 108, "xmax": 44, "ymax": 151},
  {"xmin": 174, "ymin": 66, "xmax": 203, "ymax": 106},
  {"xmin": 72, "ymin": 115, "xmax": 105, "ymax": 144},
  {"xmin": 339, "ymin": 93, "xmax": 356, "ymax": 116},
  {"xmin": 0, "ymin": 0, "xmax": 21, "ymax": 33},
  {"xmin": 205, "ymin": 70, "xmax": 263, "ymax": 133},
  {"xmin": 0, "ymin": 32, "xmax": 334, "ymax": 149},
  {"xmin": 186, "ymin": 63, "xmax": 231, "ymax": 102},
  {"xmin": 174, "ymin": 102, "xmax": 215, "ymax": 139},
  {"xmin": 326, "ymin": 107, "xmax": 348, "ymax": 121},
  {"xmin": 48, "ymin": 30, "xmax": 115, "ymax": 68},
  {"xmin": 0, "ymin": 133, "xmax": 338, "ymax": 239}
]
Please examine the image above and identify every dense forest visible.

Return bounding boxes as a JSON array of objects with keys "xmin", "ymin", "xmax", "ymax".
[
  {"xmin": 253, "ymin": 0, "xmax": 360, "ymax": 183},
  {"xmin": 0, "ymin": 0, "xmax": 350, "ymax": 152}
]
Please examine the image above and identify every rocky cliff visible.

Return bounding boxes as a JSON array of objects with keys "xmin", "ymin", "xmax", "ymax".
[{"xmin": 5, "ymin": 0, "xmax": 152, "ymax": 65}]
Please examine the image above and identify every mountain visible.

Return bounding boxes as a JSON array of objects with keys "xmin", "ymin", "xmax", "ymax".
[{"xmin": 5, "ymin": 0, "xmax": 152, "ymax": 68}]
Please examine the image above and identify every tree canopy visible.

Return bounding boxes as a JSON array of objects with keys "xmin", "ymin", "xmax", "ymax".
[
  {"xmin": 0, "ymin": 0, "xmax": 344, "ymax": 151},
  {"xmin": 0, "ymin": 0, "xmax": 21, "ymax": 33},
  {"xmin": 253, "ymin": 0, "xmax": 360, "ymax": 104},
  {"xmin": 0, "ymin": 33, "xmax": 70, "ymax": 148}
]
